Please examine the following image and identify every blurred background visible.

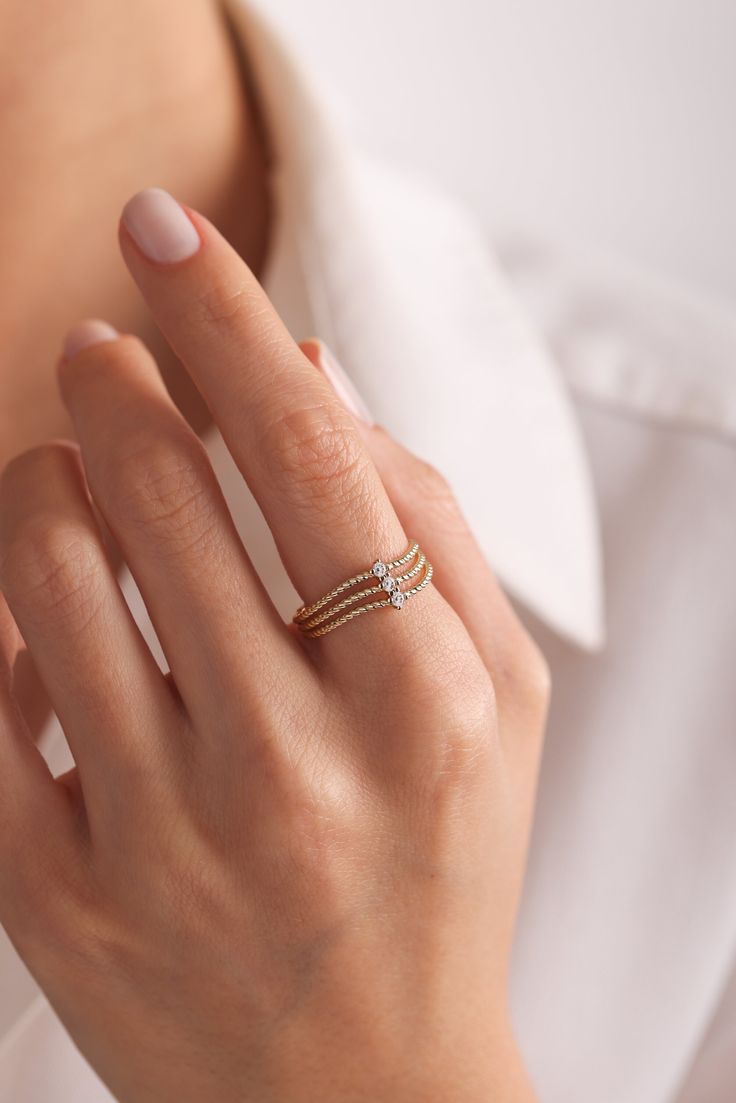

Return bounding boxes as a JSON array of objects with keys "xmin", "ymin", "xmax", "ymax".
[{"xmin": 266, "ymin": 0, "xmax": 736, "ymax": 307}]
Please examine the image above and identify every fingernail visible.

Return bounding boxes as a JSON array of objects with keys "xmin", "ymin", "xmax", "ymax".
[
  {"xmin": 63, "ymin": 319, "xmax": 118, "ymax": 359},
  {"xmin": 310, "ymin": 340, "xmax": 373, "ymax": 425},
  {"xmin": 122, "ymin": 187, "xmax": 201, "ymax": 264}
]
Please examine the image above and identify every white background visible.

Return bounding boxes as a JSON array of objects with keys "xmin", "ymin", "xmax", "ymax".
[{"xmin": 267, "ymin": 0, "xmax": 736, "ymax": 307}]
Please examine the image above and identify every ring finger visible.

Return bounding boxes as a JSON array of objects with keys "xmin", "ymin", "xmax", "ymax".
[{"xmin": 57, "ymin": 322, "xmax": 303, "ymax": 731}]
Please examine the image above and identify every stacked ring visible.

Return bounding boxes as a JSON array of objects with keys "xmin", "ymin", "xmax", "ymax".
[{"xmin": 293, "ymin": 541, "xmax": 434, "ymax": 638}]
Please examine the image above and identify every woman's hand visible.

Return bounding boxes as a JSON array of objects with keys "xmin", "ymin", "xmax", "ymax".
[{"xmin": 0, "ymin": 189, "xmax": 549, "ymax": 1102}]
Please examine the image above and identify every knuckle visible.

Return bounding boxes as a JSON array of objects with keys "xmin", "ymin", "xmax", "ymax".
[
  {"xmin": 263, "ymin": 402, "xmax": 372, "ymax": 516},
  {"xmin": 494, "ymin": 630, "xmax": 552, "ymax": 723},
  {"xmin": 158, "ymin": 837, "xmax": 225, "ymax": 915},
  {"xmin": 429, "ymin": 669, "xmax": 498, "ymax": 779},
  {"xmin": 51, "ymin": 902, "xmax": 134, "ymax": 984},
  {"xmin": 393, "ymin": 455, "xmax": 467, "ymax": 538},
  {"xmin": 389, "ymin": 634, "xmax": 498, "ymax": 785},
  {"xmin": 413, "ymin": 457, "xmax": 453, "ymax": 502},
  {"xmin": 279, "ymin": 797, "xmax": 352, "ymax": 905},
  {"xmin": 110, "ymin": 735, "xmax": 171, "ymax": 792},
  {"xmin": 386, "ymin": 674, "xmax": 498, "ymax": 866},
  {"xmin": 0, "ymin": 517, "xmax": 104, "ymax": 632},
  {"xmin": 2, "ymin": 848, "xmax": 93, "ymax": 968},
  {"xmin": 107, "ymin": 435, "xmax": 219, "ymax": 556}
]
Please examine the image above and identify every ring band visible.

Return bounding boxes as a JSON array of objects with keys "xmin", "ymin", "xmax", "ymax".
[{"xmin": 293, "ymin": 541, "xmax": 433, "ymax": 638}]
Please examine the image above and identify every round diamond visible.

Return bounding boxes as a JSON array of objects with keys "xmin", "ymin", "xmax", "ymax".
[
  {"xmin": 391, "ymin": 590, "xmax": 406, "ymax": 608},
  {"xmin": 381, "ymin": 575, "xmax": 397, "ymax": 592},
  {"xmin": 372, "ymin": 560, "xmax": 387, "ymax": 578}
]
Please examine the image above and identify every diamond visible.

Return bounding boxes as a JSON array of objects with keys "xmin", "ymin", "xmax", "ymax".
[
  {"xmin": 372, "ymin": 560, "xmax": 387, "ymax": 578},
  {"xmin": 391, "ymin": 590, "xmax": 406, "ymax": 608},
  {"xmin": 381, "ymin": 575, "xmax": 397, "ymax": 592}
]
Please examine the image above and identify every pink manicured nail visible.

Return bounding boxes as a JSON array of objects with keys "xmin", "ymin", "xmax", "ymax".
[
  {"xmin": 63, "ymin": 319, "xmax": 118, "ymax": 360},
  {"xmin": 122, "ymin": 187, "xmax": 200, "ymax": 264},
  {"xmin": 310, "ymin": 340, "xmax": 373, "ymax": 425}
]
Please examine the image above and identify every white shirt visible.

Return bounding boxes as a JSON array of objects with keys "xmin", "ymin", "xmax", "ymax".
[{"xmin": 1, "ymin": 4, "xmax": 734, "ymax": 1100}]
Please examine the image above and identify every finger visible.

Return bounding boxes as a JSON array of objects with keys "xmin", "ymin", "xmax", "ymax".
[
  {"xmin": 0, "ymin": 584, "xmax": 54, "ymax": 741},
  {"xmin": 58, "ymin": 321, "xmax": 303, "ymax": 730},
  {"xmin": 0, "ymin": 592, "xmax": 79, "ymax": 935},
  {"xmin": 301, "ymin": 339, "xmax": 550, "ymax": 760},
  {"xmin": 0, "ymin": 594, "xmax": 55, "ymax": 793},
  {"xmin": 118, "ymin": 189, "xmax": 428, "ymax": 654},
  {"xmin": 0, "ymin": 440, "xmax": 180, "ymax": 797},
  {"xmin": 368, "ymin": 421, "xmax": 550, "ymax": 755},
  {"xmin": 298, "ymin": 343, "xmax": 528, "ymax": 670},
  {"xmin": 11, "ymin": 647, "xmax": 53, "ymax": 744}
]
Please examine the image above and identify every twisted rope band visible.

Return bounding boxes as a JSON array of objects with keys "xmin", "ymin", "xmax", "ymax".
[{"xmin": 293, "ymin": 541, "xmax": 433, "ymax": 638}]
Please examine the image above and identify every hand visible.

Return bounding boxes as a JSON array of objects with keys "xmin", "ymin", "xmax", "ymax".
[{"xmin": 0, "ymin": 189, "xmax": 549, "ymax": 1102}]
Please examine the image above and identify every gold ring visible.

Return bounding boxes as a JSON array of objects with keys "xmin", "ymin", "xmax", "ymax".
[{"xmin": 293, "ymin": 541, "xmax": 433, "ymax": 638}]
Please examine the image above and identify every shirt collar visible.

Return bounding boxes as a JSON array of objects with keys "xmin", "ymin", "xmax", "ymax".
[{"xmin": 226, "ymin": 0, "xmax": 605, "ymax": 651}]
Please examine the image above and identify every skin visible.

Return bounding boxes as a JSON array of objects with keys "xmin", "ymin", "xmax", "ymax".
[
  {"xmin": 1, "ymin": 0, "xmax": 270, "ymax": 734},
  {"xmin": 0, "ymin": 0, "xmax": 270, "ymax": 463},
  {"xmin": 0, "ymin": 3, "xmax": 550, "ymax": 1099}
]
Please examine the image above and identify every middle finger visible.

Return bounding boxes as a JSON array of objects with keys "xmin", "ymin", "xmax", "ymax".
[{"xmin": 118, "ymin": 189, "xmax": 428, "ymax": 654}]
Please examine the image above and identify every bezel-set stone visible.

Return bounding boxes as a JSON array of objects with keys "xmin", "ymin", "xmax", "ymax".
[
  {"xmin": 391, "ymin": 589, "xmax": 406, "ymax": 608},
  {"xmin": 372, "ymin": 560, "xmax": 387, "ymax": 578},
  {"xmin": 381, "ymin": 575, "xmax": 397, "ymax": 592}
]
